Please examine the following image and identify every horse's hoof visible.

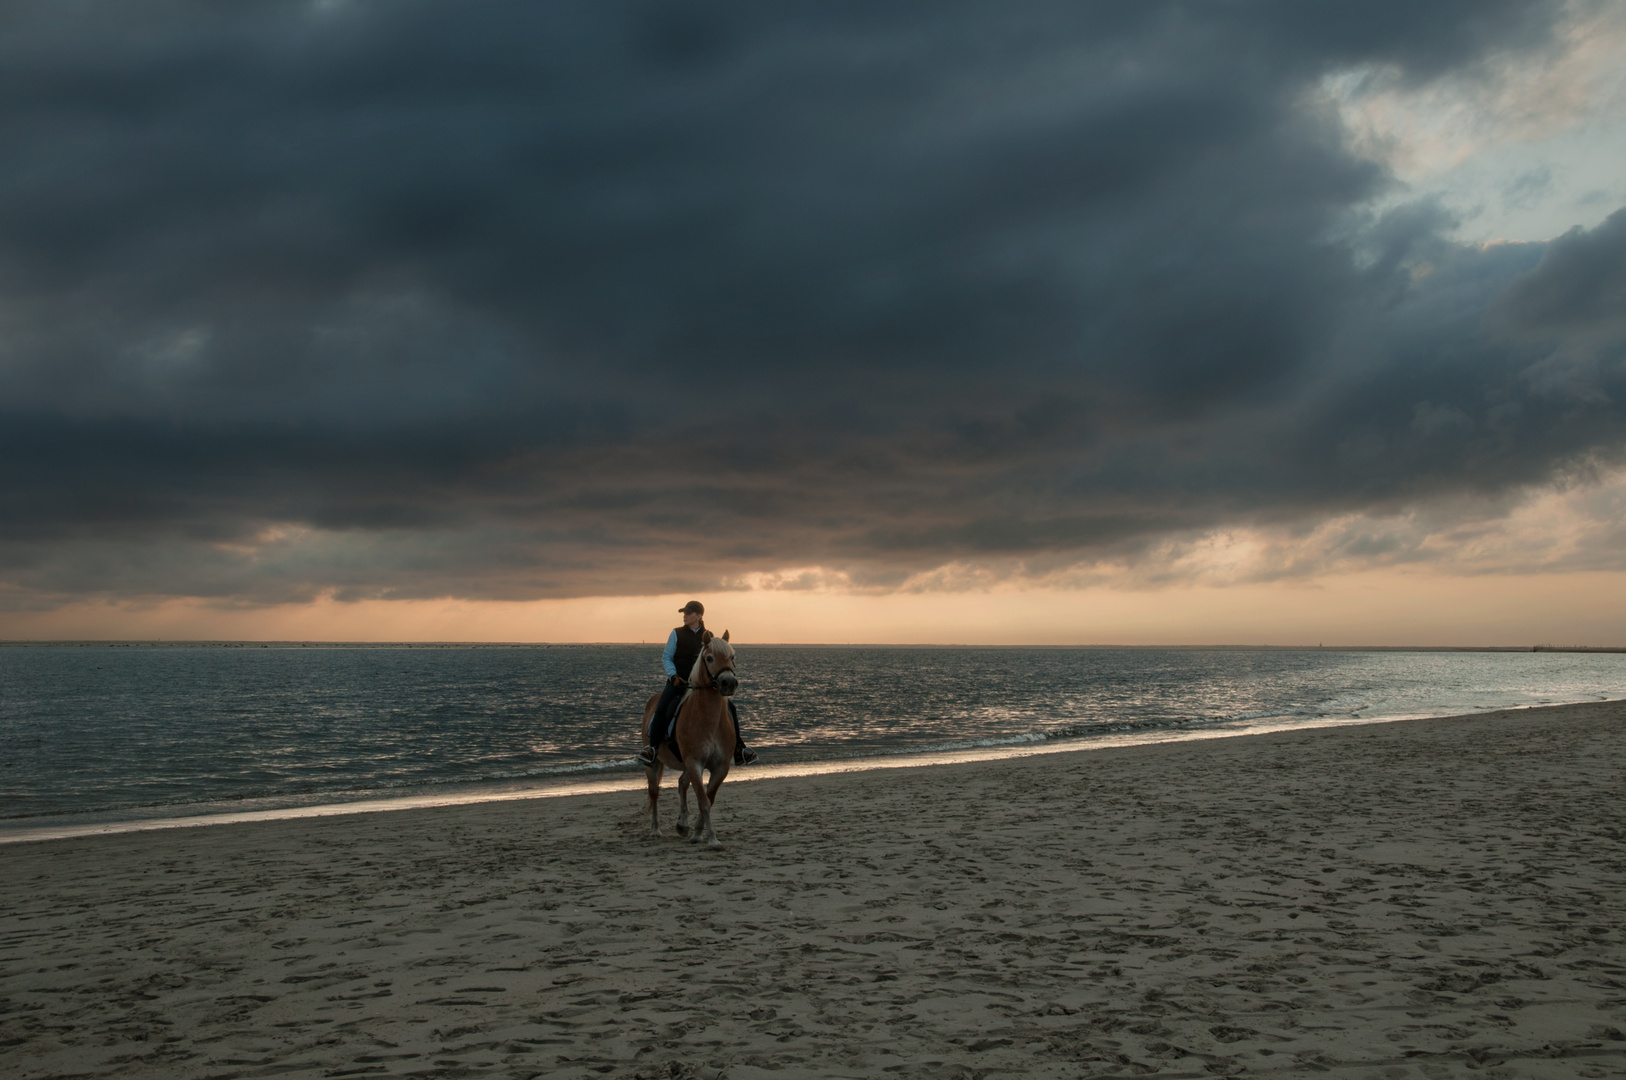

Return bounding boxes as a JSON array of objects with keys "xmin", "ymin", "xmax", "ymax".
[{"xmin": 675, "ymin": 825, "xmax": 689, "ymax": 837}]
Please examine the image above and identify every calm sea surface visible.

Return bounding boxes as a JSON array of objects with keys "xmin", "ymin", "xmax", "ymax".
[{"xmin": 3, "ymin": 645, "xmax": 1624, "ymax": 830}]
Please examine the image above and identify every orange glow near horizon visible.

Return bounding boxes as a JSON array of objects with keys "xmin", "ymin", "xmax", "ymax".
[{"xmin": 6, "ymin": 568, "xmax": 1626, "ymax": 646}]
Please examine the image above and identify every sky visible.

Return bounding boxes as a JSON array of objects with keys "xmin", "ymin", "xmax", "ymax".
[{"xmin": 3, "ymin": 0, "xmax": 1625, "ymax": 644}]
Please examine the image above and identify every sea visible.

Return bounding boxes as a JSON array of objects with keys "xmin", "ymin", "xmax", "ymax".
[{"xmin": 3, "ymin": 644, "xmax": 1624, "ymax": 840}]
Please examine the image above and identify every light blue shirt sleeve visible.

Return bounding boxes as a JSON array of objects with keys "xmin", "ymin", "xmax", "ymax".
[{"xmin": 661, "ymin": 630, "xmax": 679, "ymax": 678}]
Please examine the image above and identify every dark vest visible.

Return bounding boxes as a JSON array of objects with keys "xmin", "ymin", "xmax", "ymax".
[{"xmin": 672, "ymin": 623, "xmax": 707, "ymax": 680}]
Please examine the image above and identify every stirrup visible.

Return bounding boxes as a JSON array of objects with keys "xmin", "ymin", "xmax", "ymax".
[
  {"xmin": 636, "ymin": 745, "xmax": 658, "ymax": 767},
  {"xmin": 734, "ymin": 746, "xmax": 758, "ymax": 765}
]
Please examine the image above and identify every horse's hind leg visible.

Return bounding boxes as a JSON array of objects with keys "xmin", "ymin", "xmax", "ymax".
[
  {"xmin": 676, "ymin": 771, "xmax": 692, "ymax": 837},
  {"xmin": 640, "ymin": 696, "xmax": 663, "ymax": 838},
  {"xmin": 645, "ymin": 762, "xmax": 664, "ymax": 838}
]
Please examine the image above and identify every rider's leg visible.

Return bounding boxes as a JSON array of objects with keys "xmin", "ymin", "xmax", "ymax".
[
  {"xmin": 656, "ymin": 683, "xmax": 681, "ymax": 745},
  {"xmin": 729, "ymin": 700, "xmax": 757, "ymax": 765},
  {"xmin": 638, "ymin": 680, "xmax": 683, "ymax": 766}
]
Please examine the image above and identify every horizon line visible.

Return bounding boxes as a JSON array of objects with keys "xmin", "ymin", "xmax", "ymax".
[{"xmin": 3, "ymin": 640, "xmax": 1625, "ymax": 652}]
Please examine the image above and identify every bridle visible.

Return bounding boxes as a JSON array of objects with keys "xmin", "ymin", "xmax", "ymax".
[{"xmin": 698, "ymin": 643, "xmax": 737, "ymax": 689}]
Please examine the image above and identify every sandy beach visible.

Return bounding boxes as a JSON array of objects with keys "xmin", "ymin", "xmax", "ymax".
[{"xmin": 4, "ymin": 702, "xmax": 1626, "ymax": 1079}]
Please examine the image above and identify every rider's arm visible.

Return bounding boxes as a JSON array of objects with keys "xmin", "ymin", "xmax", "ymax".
[{"xmin": 661, "ymin": 630, "xmax": 679, "ymax": 678}]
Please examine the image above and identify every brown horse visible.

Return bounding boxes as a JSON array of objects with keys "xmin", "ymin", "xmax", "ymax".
[{"xmin": 639, "ymin": 629, "xmax": 738, "ymax": 846}]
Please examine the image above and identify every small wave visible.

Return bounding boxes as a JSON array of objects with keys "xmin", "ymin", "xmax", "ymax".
[
  {"xmin": 816, "ymin": 715, "xmax": 1235, "ymax": 759},
  {"xmin": 0, "ymin": 756, "xmax": 644, "ymax": 822},
  {"xmin": 1226, "ymin": 706, "xmax": 1315, "ymax": 723}
]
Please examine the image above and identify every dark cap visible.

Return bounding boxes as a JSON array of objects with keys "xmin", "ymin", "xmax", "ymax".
[{"xmin": 679, "ymin": 600, "xmax": 705, "ymax": 615}]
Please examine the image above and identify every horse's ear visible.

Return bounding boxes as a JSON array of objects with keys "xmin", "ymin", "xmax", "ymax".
[
  {"xmin": 722, "ymin": 630, "xmax": 729, "ymax": 642},
  {"xmin": 701, "ymin": 630, "xmax": 713, "ymax": 643}
]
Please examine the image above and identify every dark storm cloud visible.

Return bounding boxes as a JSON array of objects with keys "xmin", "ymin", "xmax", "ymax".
[
  {"xmin": 1, "ymin": 0, "xmax": 1621, "ymax": 606},
  {"xmin": 1503, "ymin": 209, "xmax": 1626, "ymax": 332}
]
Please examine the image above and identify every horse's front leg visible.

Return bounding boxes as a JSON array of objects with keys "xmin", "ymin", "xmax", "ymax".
[
  {"xmin": 705, "ymin": 761, "xmax": 730, "ymax": 808},
  {"xmin": 685, "ymin": 762, "xmax": 719, "ymax": 847},
  {"xmin": 676, "ymin": 770, "xmax": 692, "ymax": 837}
]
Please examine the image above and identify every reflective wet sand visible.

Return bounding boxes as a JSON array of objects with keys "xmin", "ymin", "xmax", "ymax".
[{"xmin": 0, "ymin": 708, "xmax": 1541, "ymax": 845}]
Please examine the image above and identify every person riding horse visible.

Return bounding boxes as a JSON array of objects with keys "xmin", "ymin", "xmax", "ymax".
[{"xmin": 637, "ymin": 600, "xmax": 757, "ymax": 767}]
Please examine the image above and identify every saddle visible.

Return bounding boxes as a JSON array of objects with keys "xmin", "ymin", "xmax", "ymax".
[{"xmin": 652, "ymin": 688, "xmax": 695, "ymax": 760}]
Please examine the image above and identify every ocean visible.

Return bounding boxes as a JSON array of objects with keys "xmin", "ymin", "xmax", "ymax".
[{"xmin": 3, "ymin": 644, "xmax": 1623, "ymax": 836}]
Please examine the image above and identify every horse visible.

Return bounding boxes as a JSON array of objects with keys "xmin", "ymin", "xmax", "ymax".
[{"xmin": 639, "ymin": 629, "xmax": 738, "ymax": 846}]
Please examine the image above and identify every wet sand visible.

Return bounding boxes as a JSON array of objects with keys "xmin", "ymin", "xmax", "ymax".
[{"xmin": 4, "ymin": 701, "xmax": 1625, "ymax": 1079}]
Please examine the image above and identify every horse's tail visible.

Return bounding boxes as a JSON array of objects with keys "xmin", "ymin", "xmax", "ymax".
[{"xmin": 640, "ymin": 693, "xmax": 660, "ymax": 745}]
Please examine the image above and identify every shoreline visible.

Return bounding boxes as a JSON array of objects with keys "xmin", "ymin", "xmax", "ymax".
[{"xmin": 7, "ymin": 698, "xmax": 1621, "ymax": 846}]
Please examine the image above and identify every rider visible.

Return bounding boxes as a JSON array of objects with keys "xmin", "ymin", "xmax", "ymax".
[{"xmin": 636, "ymin": 600, "xmax": 757, "ymax": 767}]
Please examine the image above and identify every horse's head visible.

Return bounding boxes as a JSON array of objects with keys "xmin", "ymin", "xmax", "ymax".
[{"xmin": 698, "ymin": 629, "xmax": 738, "ymax": 697}]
